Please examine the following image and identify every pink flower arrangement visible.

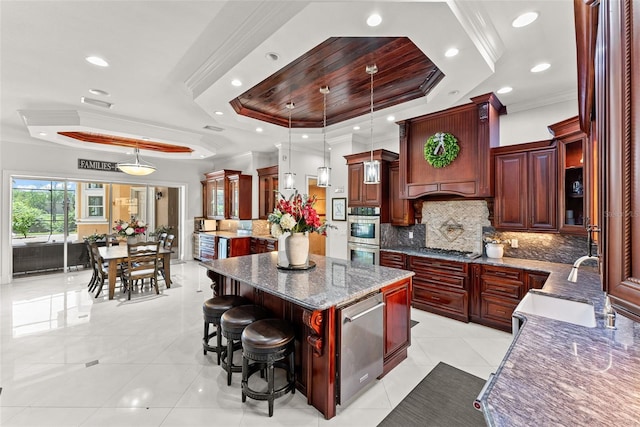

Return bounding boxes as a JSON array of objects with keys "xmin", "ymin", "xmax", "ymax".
[
  {"xmin": 113, "ymin": 217, "xmax": 147, "ymax": 237},
  {"xmin": 268, "ymin": 191, "xmax": 331, "ymax": 237}
]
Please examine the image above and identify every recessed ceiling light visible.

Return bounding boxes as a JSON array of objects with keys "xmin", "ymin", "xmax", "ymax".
[
  {"xmin": 85, "ymin": 56, "xmax": 109, "ymax": 67},
  {"xmin": 445, "ymin": 48, "xmax": 459, "ymax": 58},
  {"xmin": 38, "ymin": 132, "xmax": 47, "ymax": 136},
  {"xmin": 265, "ymin": 52, "xmax": 280, "ymax": 61},
  {"xmin": 531, "ymin": 63, "xmax": 551, "ymax": 73},
  {"xmin": 367, "ymin": 13, "xmax": 382, "ymax": 27},
  {"xmin": 214, "ymin": 111, "xmax": 223, "ymax": 115},
  {"xmin": 200, "ymin": 155, "xmax": 206, "ymax": 158},
  {"xmin": 387, "ymin": 115, "xmax": 395, "ymax": 122},
  {"xmin": 231, "ymin": 79, "xmax": 242, "ymax": 87},
  {"xmin": 353, "ymin": 126, "xmax": 360, "ymax": 131},
  {"xmin": 256, "ymin": 127, "xmax": 263, "ymax": 133},
  {"xmin": 88, "ymin": 88, "xmax": 109, "ymax": 96},
  {"xmin": 497, "ymin": 86, "xmax": 513, "ymax": 94},
  {"xmin": 80, "ymin": 96, "xmax": 113, "ymax": 109},
  {"xmin": 141, "ymin": 137, "xmax": 150, "ymax": 141},
  {"xmin": 302, "ymin": 134, "xmax": 309, "ymax": 139},
  {"xmin": 512, "ymin": 12, "xmax": 539, "ymax": 28}
]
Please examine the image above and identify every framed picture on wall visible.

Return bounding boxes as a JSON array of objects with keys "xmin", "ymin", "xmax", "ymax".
[{"xmin": 332, "ymin": 198, "xmax": 346, "ymax": 221}]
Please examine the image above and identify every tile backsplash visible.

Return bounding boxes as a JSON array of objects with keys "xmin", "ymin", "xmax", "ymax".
[{"xmin": 423, "ymin": 200, "xmax": 490, "ymax": 253}]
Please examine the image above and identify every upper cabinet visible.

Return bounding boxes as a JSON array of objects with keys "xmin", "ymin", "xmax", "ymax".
[
  {"xmin": 257, "ymin": 165, "xmax": 278, "ymax": 220},
  {"xmin": 582, "ymin": 0, "xmax": 640, "ymax": 320},
  {"xmin": 548, "ymin": 116, "xmax": 592, "ymax": 235},
  {"xmin": 389, "ymin": 160, "xmax": 414, "ymax": 226},
  {"xmin": 493, "ymin": 141, "xmax": 557, "ymax": 232},
  {"xmin": 398, "ymin": 93, "xmax": 505, "ymax": 199},
  {"xmin": 203, "ymin": 169, "xmax": 252, "ymax": 220},
  {"xmin": 344, "ymin": 149, "xmax": 398, "ymax": 223}
]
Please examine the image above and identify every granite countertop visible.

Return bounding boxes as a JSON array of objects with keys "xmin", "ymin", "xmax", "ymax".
[
  {"xmin": 199, "ymin": 253, "xmax": 414, "ymax": 311},
  {"xmin": 382, "ymin": 246, "xmax": 640, "ymax": 425}
]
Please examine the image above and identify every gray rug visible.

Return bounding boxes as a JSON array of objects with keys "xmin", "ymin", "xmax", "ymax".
[{"xmin": 378, "ymin": 362, "xmax": 487, "ymax": 427}]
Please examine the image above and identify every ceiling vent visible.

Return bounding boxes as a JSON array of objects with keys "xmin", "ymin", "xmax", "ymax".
[
  {"xmin": 203, "ymin": 125, "xmax": 224, "ymax": 132},
  {"xmin": 80, "ymin": 97, "xmax": 113, "ymax": 109}
]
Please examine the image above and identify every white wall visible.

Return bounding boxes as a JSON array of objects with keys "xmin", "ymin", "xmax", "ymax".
[
  {"xmin": 1, "ymin": 138, "xmax": 208, "ymax": 284},
  {"xmin": 500, "ymin": 100, "xmax": 578, "ymax": 146}
]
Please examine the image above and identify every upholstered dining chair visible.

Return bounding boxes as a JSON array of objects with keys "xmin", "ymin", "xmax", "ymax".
[{"xmin": 121, "ymin": 241, "xmax": 161, "ymax": 300}]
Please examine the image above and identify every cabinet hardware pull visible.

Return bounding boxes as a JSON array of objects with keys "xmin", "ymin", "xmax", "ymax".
[
  {"xmin": 431, "ymin": 296, "xmax": 441, "ymax": 301},
  {"xmin": 497, "ymin": 310, "xmax": 506, "ymax": 314}
]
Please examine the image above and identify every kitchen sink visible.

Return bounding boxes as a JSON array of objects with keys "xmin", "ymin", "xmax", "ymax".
[{"xmin": 513, "ymin": 292, "xmax": 597, "ymax": 333}]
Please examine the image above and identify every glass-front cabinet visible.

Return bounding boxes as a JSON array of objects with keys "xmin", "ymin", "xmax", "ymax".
[{"xmin": 203, "ymin": 170, "xmax": 252, "ymax": 220}]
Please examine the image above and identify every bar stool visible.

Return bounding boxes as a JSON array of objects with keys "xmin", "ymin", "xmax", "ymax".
[
  {"xmin": 202, "ymin": 295, "xmax": 249, "ymax": 364},
  {"xmin": 241, "ymin": 318, "xmax": 296, "ymax": 417},
  {"xmin": 220, "ymin": 304, "xmax": 271, "ymax": 386}
]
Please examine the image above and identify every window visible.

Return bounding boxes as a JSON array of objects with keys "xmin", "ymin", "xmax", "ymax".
[{"xmin": 83, "ymin": 183, "xmax": 105, "ymax": 219}]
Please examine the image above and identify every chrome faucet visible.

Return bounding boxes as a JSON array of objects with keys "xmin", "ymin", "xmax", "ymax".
[{"xmin": 567, "ymin": 225, "xmax": 600, "ymax": 282}]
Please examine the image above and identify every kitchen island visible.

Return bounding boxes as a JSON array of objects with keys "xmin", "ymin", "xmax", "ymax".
[{"xmin": 199, "ymin": 252, "xmax": 414, "ymax": 419}]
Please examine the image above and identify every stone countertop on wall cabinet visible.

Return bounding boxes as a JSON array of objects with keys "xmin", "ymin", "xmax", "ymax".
[
  {"xmin": 199, "ymin": 252, "xmax": 414, "ymax": 311},
  {"xmin": 381, "ymin": 246, "xmax": 640, "ymax": 425}
]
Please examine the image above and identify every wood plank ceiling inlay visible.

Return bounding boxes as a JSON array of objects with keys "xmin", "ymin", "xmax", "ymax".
[
  {"xmin": 230, "ymin": 37, "xmax": 444, "ymax": 128},
  {"xmin": 57, "ymin": 131, "xmax": 193, "ymax": 153}
]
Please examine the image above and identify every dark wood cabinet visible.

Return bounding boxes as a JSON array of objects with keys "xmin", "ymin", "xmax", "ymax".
[
  {"xmin": 257, "ymin": 165, "xmax": 278, "ymax": 219},
  {"xmin": 203, "ymin": 170, "xmax": 252, "ymax": 220},
  {"xmin": 409, "ymin": 255, "xmax": 469, "ymax": 322},
  {"xmin": 493, "ymin": 141, "xmax": 557, "ymax": 231},
  {"xmin": 226, "ymin": 237, "xmax": 251, "ymax": 257},
  {"xmin": 228, "ymin": 173, "xmax": 252, "ymax": 220},
  {"xmin": 344, "ymin": 149, "xmax": 399, "ymax": 223},
  {"xmin": 470, "ymin": 265, "xmax": 547, "ymax": 332},
  {"xmin": 250, "ymin": 237, "xmax": 277, "ymax": 254},
  {"xmin": 389, "ymin": 160, "xmax": 414, "ymax": 226},
  {"xmin": 381, "ymin": 277, "xmax": 412, "ymax": 375},
  {"xmin": 380, "ymin": 250, "xmax": 407, "ymax": 270}
]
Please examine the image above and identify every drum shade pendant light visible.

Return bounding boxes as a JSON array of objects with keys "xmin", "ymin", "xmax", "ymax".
[
  {"xmin": 283, "ymin": 101, "xmax": 296, "ymax": 190},
  {"xmin": 317, "ymin": 86, "xmax": 331, "ymax": 187},
  {"xmin": 117, "ymin": 147, "xmax": 156, "ymax": 176},
  {"xmin": 363, "ymin": 64, "xmax": 380, "ymax": 184}
]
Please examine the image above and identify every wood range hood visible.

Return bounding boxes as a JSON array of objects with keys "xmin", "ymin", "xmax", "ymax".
[{"xmin": 397, "ymin": 93, "xmax": 506, "ymax": 209}]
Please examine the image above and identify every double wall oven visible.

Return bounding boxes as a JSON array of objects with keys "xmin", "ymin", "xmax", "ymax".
[{"xmin": 347, "ymin": 207, "xmax": 380, "ymax": 265}]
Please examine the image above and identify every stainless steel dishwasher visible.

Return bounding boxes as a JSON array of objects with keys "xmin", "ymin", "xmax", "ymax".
[{"xmin": 337, "ymin": 292, "xmax": 385, "ymax": 404}]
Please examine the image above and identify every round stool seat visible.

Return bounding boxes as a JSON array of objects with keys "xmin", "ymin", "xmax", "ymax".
[
  {"xmin": 220, "ymin": 304, "xmax": 271, "ymax": 386},
  {"xmin": 203, "ymin": 295, "xmax": 249, "ymax": 319},
  {"xmin": 241, "ymin": 318, "xmax": 296, "ymax": 417},
  {"xmin": 241, "ymin": 318, "xmax": 295, "ymax": 353}
]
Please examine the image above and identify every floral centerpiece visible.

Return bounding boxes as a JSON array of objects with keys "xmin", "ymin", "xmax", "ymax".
[
  {"xmin": 113, "ymin": 217, "xmax": 147, "ymax": 238},
  {"xmin": 268, "ymin": 191, "xmax": 332, "ymax": 266}
]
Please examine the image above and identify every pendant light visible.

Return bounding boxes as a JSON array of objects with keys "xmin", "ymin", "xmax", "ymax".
[
  {"xmin": 117, "ymin": 146, "xmax": 156, "ymax": 176},
  {"xmin": 283, "ymin": 101, "xmax": 296, "ymax": 190},
  {"xmin": 317, "ymin": 86, "xmax": 331, "ymax": 187},
  {"xmin": 363, "ymin": 64, "xmax": 380, "ymax": 184}
]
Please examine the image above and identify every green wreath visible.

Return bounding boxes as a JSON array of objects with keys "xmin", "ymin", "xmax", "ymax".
[{"xmin": 424, "ymin": 132, "xmax": 460, "ymax": 168}]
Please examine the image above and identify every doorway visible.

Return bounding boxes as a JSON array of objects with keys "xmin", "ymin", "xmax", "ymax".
[{"xmin": 307, "ymin": 177, "xmax": 326, "ymax": 256}]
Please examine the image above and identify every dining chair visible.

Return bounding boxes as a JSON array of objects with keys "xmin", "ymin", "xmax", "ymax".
[
  {"xmin": 85, "ymin": 239, "xmax": 98, "ymax": 292},
  {"xmin": 89, "ymin": 242, "xmax": 110, "ymax": 298},
  {"xmin": 159, "ymin": 234, "xmax": 175, "ymax": 281},
  {"xmin": 122, "ymin": 241, "xmax": 161, "ymax": 300},
  {"xmin": 157, "ymin": 232, "xmax": 168, "ymax": 247},
  {"xmin": 105, "ymin": 233, "xmax": 119, "ymax": 247}
]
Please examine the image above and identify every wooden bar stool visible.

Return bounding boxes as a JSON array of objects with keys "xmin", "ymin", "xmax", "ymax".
[
  {"xmin": 202, "ymin": 295, "xmax": 249, "ymax": 364},
  {"xmin": 220, "ymin": 304, "xmax": 271, "ymax": 386},
  {"xmin": 241, "ymin": 318, "xmax": 296, "ymax": 417}
]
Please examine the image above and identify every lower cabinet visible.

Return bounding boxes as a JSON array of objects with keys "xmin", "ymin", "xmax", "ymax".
[
  {"xmin": 250, "ymin": 237, "xmax": 278, "ymax": 254},
  {"xmin": 470, "ymin": 264, "xmax": 549, "ymax": 332},
  {"xmin": 409, "ymin": 255, "xmax": 469, "ymax": 322},
  {"xmin": 379, "ymin": 251, "xmax": 407, "ymax": 269},
  {"xmin": 381, "ymin": 277, "xmax": 412, "ymax": 375}
]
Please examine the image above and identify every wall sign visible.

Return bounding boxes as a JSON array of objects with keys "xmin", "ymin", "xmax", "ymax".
[{"xmin": 78, "ymin": 159, "xmax": 122, "ymax": 173}]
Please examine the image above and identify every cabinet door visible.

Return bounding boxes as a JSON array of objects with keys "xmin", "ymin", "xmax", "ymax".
[
  {"xmin": 527, "ymin": 272, "xmax": 549, "ymax": 290},
  {"xmin": 389, "ymin": 161, "xmax": 414, "ymax": 225},
  {"xmin": 229, "ymin": 177, "xmax": 240, "ymax": 219},
  {"xmin": 205, "ymin": 181, "xmax": 216, "ymax": 219},
  {"xmin": 213, "ymin": 177, "xmax": 226, "ymax": 219},
  {"xmin": 382, "ymin": 278, "xmax": 411, "ymax": 370},
  {"xmin": 380, "ymin": 251, "xmax": 406, "ymax": 269},
  {"xmin": 528, "ymin": 149, "xmax": 557, "ymax": 230},
  {"xmin": 495, "ymin": 153, "xmax": 528, "ymax": 229},
  {"xmin": 347, "ymin": 163, "xmax": 364, "ymax": 206}
]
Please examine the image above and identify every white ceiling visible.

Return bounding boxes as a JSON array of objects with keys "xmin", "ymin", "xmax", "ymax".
[{"xmin": 1, "ymin": 1, "xmax": 577, "ymax": 161}]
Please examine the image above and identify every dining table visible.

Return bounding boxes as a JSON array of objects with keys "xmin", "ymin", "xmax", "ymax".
[{"xmin": 98, "ymin": 245, "xmax": 173, "ymax": 299}]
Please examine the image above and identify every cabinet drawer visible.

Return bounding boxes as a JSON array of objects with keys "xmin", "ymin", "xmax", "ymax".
[
  {"xmin": 380, "ymin": 251, "xmax": 406, "ymax": 269},
  {"xmin": 481, "ymin": 265, "xmax": 523, "ymax": 282},
  {"xmin": 409, "ymin": 256, "xmax": 468, "ymax": 276},
  {"xmin": 481, "ymin": 295, "xmax": 518, "ymax": 326},
  {"xmin": 481, "ymin": 277, "xmax": 525, "ymax": 300},
  {"xmin": 413, "ymin": 284, "xmax": 468, "ymax": 320},
  {"xmin": 413, "ymin": 273, "xmax": 466, "ymax": 290}
]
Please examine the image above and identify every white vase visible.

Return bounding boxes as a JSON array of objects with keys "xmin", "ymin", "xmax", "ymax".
[
  {"xmin": 486, "ymin": 243, "xmax": 504, "ymax": 259},
  {"xmin": 285, "ymin": 232, "xmax": 309, "ymax": 266},
  {"xmin": 277, "ymin": 232, "xmax": 290, "ymax": 266},
  {"xmin": 127, "ymin": 235, "xmax": 141, "ymax": 245}
]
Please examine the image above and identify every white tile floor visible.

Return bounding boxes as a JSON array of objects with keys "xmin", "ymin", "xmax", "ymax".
[{"xmin": 0, "ymin": 261, "xmax": 512, "ymax": 426}]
